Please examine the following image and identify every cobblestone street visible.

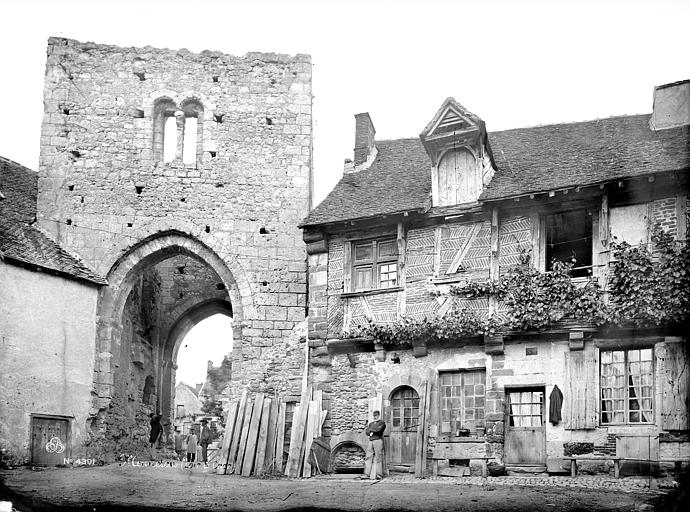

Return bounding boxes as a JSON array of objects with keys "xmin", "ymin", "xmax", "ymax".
[{"xmin": 1, "ymin": 464, "xmax": 686, "ymax": 512}]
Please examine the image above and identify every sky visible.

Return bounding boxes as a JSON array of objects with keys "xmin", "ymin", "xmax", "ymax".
[
  {"xmin": 175, "ymin": 315, "xmax": 233, "ymax": 386},
  {"xmin": 1, "ymin": 0, "xmax": 688, "ymax": 383}
]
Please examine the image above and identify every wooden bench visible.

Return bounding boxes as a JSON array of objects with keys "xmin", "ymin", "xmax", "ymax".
[
  {"xmin": 431, "ymin": 456, "xmax": 493, "ymax": 478},
  {"xmin": 566, "ymin": 456, "xmax": 621, "ymax": 478}
]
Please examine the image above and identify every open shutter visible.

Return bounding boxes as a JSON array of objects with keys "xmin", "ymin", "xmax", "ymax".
[
  {"xmin": 564, "ymin": 344, "xmax": 597, "ymax": 429},
  {"xmin": 659, "ymin": 341, "xmax": 689, "ymax": 430}
]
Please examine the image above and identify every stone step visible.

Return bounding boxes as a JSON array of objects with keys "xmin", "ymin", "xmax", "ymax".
[{"xmin": 505, "ymin": 464, "xmax": 548, "ymax": 475}]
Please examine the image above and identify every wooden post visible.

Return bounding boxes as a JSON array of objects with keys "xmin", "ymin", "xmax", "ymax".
[
  {"xmin": 302, "ymin": 400, "xmax": 318, "ymax": 477},
  {"xmin": 396, "ymin": 222, "xmax": 407, "ymax": 320},
  {"xmin": 263, "ymin": 397, "xmax": 280, "ymax": 474},
  {"xmin": 489, "ymin": 208, "xmax": 500, "ymax": 316},
  {"xmin": 274, "ymin": 401, "xmax": 286, "ymax": 473},
  {"xmin": 226, "ymin": 391, "xmax": 248, "ymax": 474},
  {"xmin": 241, "ymin": 393, "xmax": 265, "ymax": 476},
  {"xmin": 216, "ymin": 400, "xmax": 239, "ymax": 475},
  {"xmin": 253, "ymin": 398, "xmax": 272, "ymax": 476},
  {"xmin": 235, "ymin": 395, "xmax": 255, "ymax": 473},
  {"xmin": 415, "ymin": 380, "xmax": 429, "ymax": 478}
]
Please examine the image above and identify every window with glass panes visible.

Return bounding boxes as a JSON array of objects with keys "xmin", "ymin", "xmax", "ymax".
[
  {"xmin": 508, "ymin": 389, "xmax": 544, "ymax": 427},
  {"xmin": 351, "ymin": 238, "xmax": 398, "ymax": 291},
  {"xmin": 439, "ymin": 370, "xmax": 486, "ymax": 434},
  {"xmin": 391, "ymin": 386, "xmax": 419, "ymax": 431},
  {"xmin": 600, "ymin": 348, "xmax": 653, "ymax": 425}
]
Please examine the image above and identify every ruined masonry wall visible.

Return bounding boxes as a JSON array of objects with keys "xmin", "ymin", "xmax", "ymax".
[{"xmin": 37, "ymin": 37, "xmax": 312, "ymax": 397}]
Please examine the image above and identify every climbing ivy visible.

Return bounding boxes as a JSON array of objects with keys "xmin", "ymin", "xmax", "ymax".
[
  {"xmin": 345, "ymin": 223, "xmax": 689, "ymax": 346},
  {"xmin": 607, "ymin": 226, "xmax": 690, "ymax": 327}
]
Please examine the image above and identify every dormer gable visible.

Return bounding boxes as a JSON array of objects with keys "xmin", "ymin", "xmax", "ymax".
[{"xmin": 420, "ymin": 98, "xmax": 494, "ymax": 207}]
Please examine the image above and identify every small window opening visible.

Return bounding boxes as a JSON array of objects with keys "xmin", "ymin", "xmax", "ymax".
[
  {"xmin": 67, "ymin": 185, "xmax": 74, "ymax": 191},
  {"xmin": 62, "ymin": 108, "xmax": 70, "ymax": 115},
  {"xmin": 163, "ymin": 116, "xmax": 177, "ymax": 163},
  {"xmin": 66, "ymin": 218, "xmax": 72, "ymax": 225},
  {"xmin": 80, "ymin": 196, "xmax": 84, "ymax": 203},
  {"xmin": 212, "ymin": 76, "xmax": 219, "ymax": 83},
  {"xmin": 215, "ymin": 283, "xmax": 225, "ymax": 291},
  {"xmin": 205, "ymin": 225, "xmax": 211, "ymax": 233},
  {"xmin": 259, "ymin": 227, "xmax": 269, "ymax": 234},
  {"xmin": 177, "ymin": 266, "xmax": 186, "ymax": 274},
  {"xmin": 215, "ymin": 183, "xmax": 224, "ymax": 188},
  {"xmin": 127, "ymin": 222, "xmax": 133, "ymax": 228},
  {"xmin": 69, "ymin": 150, "xmax": 81, "ymax": 159},
  {"xmin": 180, "ymin": 197, "xmax": 186, "ymax": 203},
  {"xmin": 182, "ymin": 117, "xmax": 198, "ymax": 165},
  {"xmin": 265, "ymin": 117, "xmax": 273, "ymax": 125},
  {"xmin": 526, "ymin": 346, "xmax": 538, "ymax": 356},
  {"xmin": 209, "ymin": 151, "xmax": 217, "ymax": 158},
  {"xmin": 135, "ymin": 186, "xmax": 144, "ymax": 195},
  {"xmin": 545, "ymin": 209, "xmax": 593, "ymax": 278},
  {"xmin": 134, "ymin": 71, "xmax": 146, "ymax": 81},
  {"xmin": 178, "ymin": 292, "xmax": 184, "ymax": 299},
  {"xmin": 214, "ymin": 113, "xmax": 224, "ymax": 123},
  {"xmin": 134, "ymin": 108, "xmax": 144, "ymax": 119},
  {"xmin": 261, "ymin": 281, "xmax": 268, "ymax": 287}
]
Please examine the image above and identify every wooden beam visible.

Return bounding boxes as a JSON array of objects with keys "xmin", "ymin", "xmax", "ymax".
[
  {"xmin": 415, "ymin": 379, "xmax": 429, "ymax": 478},
  {"xmin": 397, "ymin": 222, "xmax": 407, "ymax": 319},
  {"xmin": 302, "ymin": 400, "xmax": 318, "ymax": 476},
  {"xmin": 273, "ymin": 402, "xmax": 286, "ymax": 473},
  {"xmin": 433, "ymin": 226, "xmax": 442, "ymax": 277},
  {"xmin": 446, "ymin": 222, "xmax": 481, "ymax": 275},
  {"xmin": 489, "ymin": 208, "xmax": 500, "ymax": 316},
  {"xmin": 226, "ymin": 391, "xmax": 248, "ymax": 474},
  {"xmin": 253, "ymin": 397, "xmax": 272, "ymax": 476},
  {"xmin": 235, "ymin": 395, "xmax": 255, "ymax": 474},
  {"xmin": 216, "ymin": 400, "xmax": 239, "ymax": 475},
  {"xmin": 241, "ymin": 393, "xmax": 265, "ymax": 476},
  {"xmin": 263, "ymin": 397, "xmax": 280, "ymax": 474}
]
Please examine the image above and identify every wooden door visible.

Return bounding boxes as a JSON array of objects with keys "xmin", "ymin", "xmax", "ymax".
[
  {"xmin": 31, "ymin": 416, "xmax": 69, "ymax": 465},
  {"xmin": 617, "ymin": 435, "xmax": 659, "ymax": 476},
  {"xmin": 389, "ymin": 386, "xmax": 419, "ymax": 465},
  {"xmin": 504, "ymin": 388, "xmax": 546, "ymax": 465}
]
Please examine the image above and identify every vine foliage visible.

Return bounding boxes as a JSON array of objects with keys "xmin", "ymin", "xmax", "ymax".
[{"xmin": 345, "ymin": 224, "xmax": 689, "ymax": 346}]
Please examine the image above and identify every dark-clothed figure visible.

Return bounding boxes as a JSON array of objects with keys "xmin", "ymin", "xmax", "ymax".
[
  {"xmin": 363, "ymin": 410, "xmax": 386, "ymax": 480},
  {"xmin": 173, "ymin": 428, "xmax": 185, "ymax": 460},
  {"xmin": 149, "ymin": 414, "xmax": 162, "ymax": 460},
  {"xmin": 199, "ymin": 420, "xmax": 212, "ymax": 463}
]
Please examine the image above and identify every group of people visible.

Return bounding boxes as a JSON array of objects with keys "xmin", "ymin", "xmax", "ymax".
[
  {"xmin": 149, "ymin": 413, "xmax": 213, "ymax": 463},
  {"xmin": 149, "ymin": 410, "xmax": 387, "ymax": 478}
]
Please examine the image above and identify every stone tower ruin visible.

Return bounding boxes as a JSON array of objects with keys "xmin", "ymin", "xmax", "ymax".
[{"xmin": 36, "ymin": 37, "xmax": 312, "ymax": 452}]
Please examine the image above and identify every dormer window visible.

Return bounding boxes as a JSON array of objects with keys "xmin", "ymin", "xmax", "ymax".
[
  {"xmin": 437, "ymin": 149, "xmax": 478, "ymax": 206},
  {"xmin": 420, "ymin": 98, "xmax": 491, "ymax": 208}
]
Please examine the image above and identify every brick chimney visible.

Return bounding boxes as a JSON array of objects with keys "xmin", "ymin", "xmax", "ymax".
[
  {"xmin": 650, "ymin": 79, "xmax": 690, "ymax": 130},
  {"xmin": 352, "ymin": 112, "xmax": 376, "ymax": 168}
]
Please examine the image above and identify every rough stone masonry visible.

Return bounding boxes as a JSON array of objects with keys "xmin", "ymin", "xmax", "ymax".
[{"xmin": 35, "ymin": 37, "xmax": 313, "ymax": 450}]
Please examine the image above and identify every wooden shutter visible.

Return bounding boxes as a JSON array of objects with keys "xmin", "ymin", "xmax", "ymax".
[
  {"xmin": 564, "ymin": 345, "xmax": 597, "ymax": 429},
  {"xmin": 659, "ymin": 341, "xmax": 689, "ymax": 430}
]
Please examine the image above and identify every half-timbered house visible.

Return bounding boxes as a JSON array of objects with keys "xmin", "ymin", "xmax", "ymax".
[{"xmin": 301, "ymin": 80, "xmax": 689, "ymax": 477}]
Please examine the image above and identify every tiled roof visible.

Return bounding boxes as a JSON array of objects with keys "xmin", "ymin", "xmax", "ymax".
[
  {"xmin": 0, "ymin": 157, "xmax": 106, "ymax": 285},
  {"xmin": 482, "ymin": 114, "xmax": 690, "ymax": 200},
  {"xmin": 301, "ymin": 114, "xmax": 689, "ymax": 227}
]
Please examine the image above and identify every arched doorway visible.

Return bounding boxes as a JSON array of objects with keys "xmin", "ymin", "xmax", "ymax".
[
  {"xmin": 90, "ymin": 231, "xmax": 247, "ymax": 459},
  {"xmin": 389, "ymin": 385, "xmax": 420, "ymax": 466}
]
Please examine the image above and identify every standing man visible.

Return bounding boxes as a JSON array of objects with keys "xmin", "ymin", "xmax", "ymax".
[
  {"xmin": 199, "ymin": 419, "xmax": 212, "ymax": 463},
  {"xmin": 363, "ymin": 410, "xmax": 386, "ymax": 480}
]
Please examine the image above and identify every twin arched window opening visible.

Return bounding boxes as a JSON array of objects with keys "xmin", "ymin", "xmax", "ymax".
[{"xmin": 153, "ymin": 98, "xmax": 204, "ymax": 165}]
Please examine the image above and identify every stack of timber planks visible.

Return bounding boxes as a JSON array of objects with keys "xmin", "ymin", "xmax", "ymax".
[{"xmin": 216, "ymin": 387, "xmax": 327, "ymax": 478}]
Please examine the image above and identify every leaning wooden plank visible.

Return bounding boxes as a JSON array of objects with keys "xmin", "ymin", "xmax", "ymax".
[
  {"xmin": 216, "ymin": 400, "xmax": 239, "ymax": 475},
  {"xmin": 226, "ymin": 391, "xmax": 248, "ymax": 474},
  {"xmin": 253, "ymin": 397, "xmax": 272, "ymax": 475},
  {"xmin": 241, "ymin": 392, "xmax": 265, "ymax": 476},
  {"xmin": 235, "ymin": 394, "xmax": 255, "ymax": 473},
  {"xmin": 274, "ymin": 401, "xmax": 286, "ymax": 474},
  {"xmin": 313, "ymin": 390, "xmax": 323, "ymax": 437},
  {"xmin": 284, "ymin": 402, "xmax": 304, "ymax": 477},
  {"xmin": 263, "ymin": 397, "xmax": 280, "ymax": 474},
  {"xmin": 302, "ymin": 400, "xmax": 318, "ymax": 477}
]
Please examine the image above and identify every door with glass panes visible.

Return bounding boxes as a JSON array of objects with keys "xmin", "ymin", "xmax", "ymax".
[
  {"xmin": 504, "ymin": 387, "xmax": 546, "ymax": 465},
  {"xmin": 389, "ymin": 386, "xmax": 419, "ymax": 466}
]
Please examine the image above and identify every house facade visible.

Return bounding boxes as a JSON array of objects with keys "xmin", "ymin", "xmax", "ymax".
[{"xmin": 301, "ymin": 81, "xmax": 689, "ymax": 476}]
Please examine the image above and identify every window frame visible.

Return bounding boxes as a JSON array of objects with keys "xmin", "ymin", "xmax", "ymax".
[
  {"xmin": 539, "ymin": 207, "xmax": 595, "ymax": 278},
  {"xmin": 438, "ymin": 369, "xmax": 487, "ymax": 436},
  {"xmin": 350, "ymin": 237, "xmax": 399, "ymax": 292},
  {"xmin": 599, "ymin": 347, "xmax": 655, "ymax": 426}
]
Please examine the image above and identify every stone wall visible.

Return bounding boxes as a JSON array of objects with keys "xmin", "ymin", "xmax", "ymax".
[
  {"xmin": 36, "ymin": 38, "xmax": 312, "ymax": 421},
  {"xmin": 0, "ymin": 263, "xmax": 98, "ymax": 464}
]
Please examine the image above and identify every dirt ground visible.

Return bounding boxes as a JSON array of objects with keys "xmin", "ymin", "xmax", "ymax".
[{"xmin": 0, "ymin": 464, "xmax": 684, "ymax": 512}]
